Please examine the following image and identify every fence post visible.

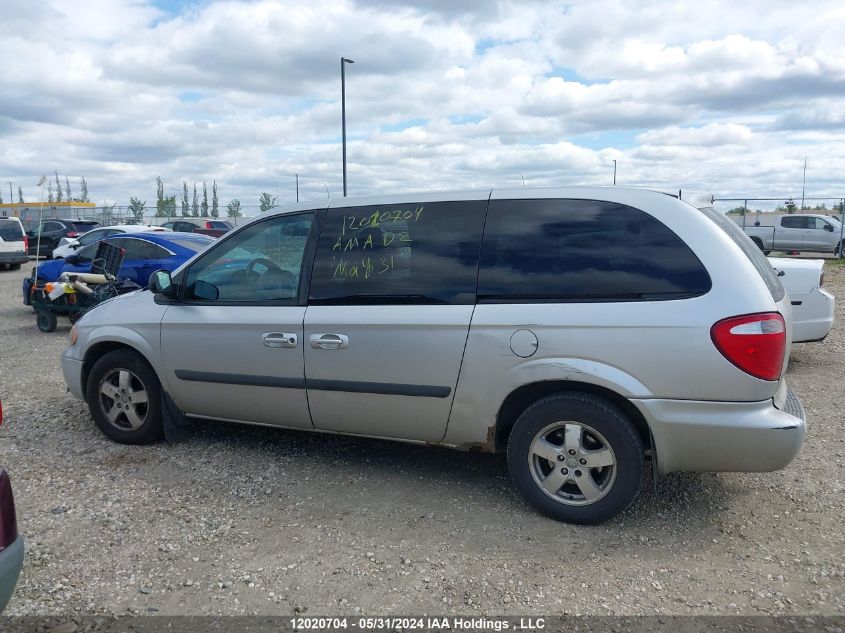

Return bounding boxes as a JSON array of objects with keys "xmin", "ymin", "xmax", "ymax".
[
  {"xmin": 839, "ymin": 198, "xmax": 844, "ymax": 260},
  {"xmin": 742, "ymin": 199, "xmax": 747, "ymax": 229}
]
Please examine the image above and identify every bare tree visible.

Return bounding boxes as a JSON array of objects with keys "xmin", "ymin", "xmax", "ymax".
[
  {"xmin": 201, "ymin": 182, "xmax": 209, "ymax": 217},
  {"xmin": 181, "ymin": 181, "xmax": 189, "ymax": 217},
  {"xmin": 211, "ymin": 181, "xmax": 219, "ymax": 218},
  {"xmin": 192, "ymin": 183, "xmax": 199, "ymax": 217}
]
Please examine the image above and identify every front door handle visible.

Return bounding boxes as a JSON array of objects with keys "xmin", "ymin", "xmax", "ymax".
[
  {"xmin": 310, "ymin": 333, "xmax": 349, "ymax": 350},
  {"xmin": 262, "ymin": 332, "xmax": 298, "ymax": 348}
]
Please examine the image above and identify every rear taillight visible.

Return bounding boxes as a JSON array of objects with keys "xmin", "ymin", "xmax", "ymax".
[
  {"xmin": 66, "ymin": 231, "xmax": 80, "ymax": 238},
  {"xmin": 23, "ymin": 235, "xmax": 29, "ymax": 251},
  {"xmin": 0, "ymin": 469, "xmax": 18, "ymax": 551},
  {"xmin": 711, "ymin": 313, "xmax": 786, "ymax": 381}
]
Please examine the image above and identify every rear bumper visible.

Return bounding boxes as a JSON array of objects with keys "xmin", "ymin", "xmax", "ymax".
[
  {"xmin": 633, "ymin": 389, "xmax": 806, "ymax": 474},
  {"xmin": 0, "ymin": 251, "xmax": 28, "ymax": 265},
  {"xmin": 792, "ymin": 287, "xmax": 835, "ymax": 343},
  {"xmin": 0, "ymin": 534, "xmax": 24, "ymax": 613}
]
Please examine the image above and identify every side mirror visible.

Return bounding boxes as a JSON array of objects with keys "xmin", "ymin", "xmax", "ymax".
[
  {"xmin": 190, "ymin": 280, "xmax": 219, "ymax": 301},
  {"xmin": 824, "ymin": 224, "xmax": 834, "ymax": 232},
  {"xmin": 148, "ymin": 269, "xmax": 174, "ymax": 296},
  {"xmin": 65, "ymin": 255, "xmax": 79, "ymax": 264},
  {"xmin": 70, "ymin": 242, "xmax": 81, "ymax": 249}
]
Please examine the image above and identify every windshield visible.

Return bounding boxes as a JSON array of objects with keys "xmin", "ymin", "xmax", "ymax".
[
  {"xmin": 0, "ymin": 220, "xmax": 24, "ymax": 241},
  {"xmin": 165, "ymin": 236, "xmax": 214, "ymax": 251}
]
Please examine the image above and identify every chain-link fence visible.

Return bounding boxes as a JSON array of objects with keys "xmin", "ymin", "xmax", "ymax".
[{"xmin": 714, "ymin": 196, "xmax": 845, "ymax": 259}]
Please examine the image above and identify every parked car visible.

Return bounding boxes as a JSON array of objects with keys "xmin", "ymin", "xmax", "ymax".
[
  {"xmin": 53, "ymin": 224, "xmax": 171, "ymax": 259},
  {"xmin": 0, "ymin": 401, "xmax": 24, "ymax": 614},
  {"xmin": 736, "ymin": 213, "xmax": 844, "ymax": 255},
  {"xmin": 62, "ymin": 187, "xmax": 806, "ymax": 524},
  {"xmin": 769, "ymin": 257, "xmax": 835, "ymax": 343},
  {"xmin": 24, "ymin": 232, "xmax": 214, "ymax": 306},
  {"xmin": 159, "ymin": 219, "xmax": 232, "ymax": 238},
  {"xmin": 26, "ymin": 219, "xmax": 100, "ymax": 258},
  {"xmin": 0, "ymin": 218, "xmax": 28, "ymax": 271}
]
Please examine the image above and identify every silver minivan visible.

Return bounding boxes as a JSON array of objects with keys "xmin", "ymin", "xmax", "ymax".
[{"xmin": 62, "ymin": 187, "xmax": 806, "ymax": 524}]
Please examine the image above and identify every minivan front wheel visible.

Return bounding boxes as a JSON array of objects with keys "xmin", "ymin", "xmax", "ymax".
[
  {"xmin": 507, "ymin": 392, "xmax": 645, "ymax": 524},
  {"xmin": 86, "ymin": 350, "xmax": 164, "ymax": 444}
]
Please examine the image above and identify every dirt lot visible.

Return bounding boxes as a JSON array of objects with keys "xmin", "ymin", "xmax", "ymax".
[{"xmin": 0, "ymin": 262, "xmax": 843, "ymax": 617}]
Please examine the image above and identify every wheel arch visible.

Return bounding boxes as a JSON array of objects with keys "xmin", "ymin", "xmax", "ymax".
[
  {"xmin": 81, "ymin": 341, "xmax": 156, "ymax": 398},
  {"xmin": 493, "ymin": 380, "xmax": 653, "ymax": 455}
]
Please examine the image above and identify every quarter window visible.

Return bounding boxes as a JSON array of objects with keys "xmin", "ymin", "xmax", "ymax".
[
  {"xmin": 184, "ymin": 213, "xmax": 314, "ymax": 302},
  {"xmin": 309, "ymin": 201, "xmax": 487, "ymax": 305},
  {"xmin": 478, "ymin": 199, "xmax": 711, "ymax": 301}
]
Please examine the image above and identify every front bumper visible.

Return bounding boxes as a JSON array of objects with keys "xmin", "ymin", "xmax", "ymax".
[
  {"xmin": 633, "ymin": 389, "xmax": 806, "ymax": 474},
  {"xmin": 0, "ymin": 534, "xmax": 24, "ymax": 613},
  {"xmin": 62, "ymin": 350, "xmax": 85, "ymax": 401}
]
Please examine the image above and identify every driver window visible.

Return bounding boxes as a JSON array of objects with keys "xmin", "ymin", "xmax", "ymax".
[{"xmin": 184, "ymin": 213, "xmax": 314, "ymax": 302}]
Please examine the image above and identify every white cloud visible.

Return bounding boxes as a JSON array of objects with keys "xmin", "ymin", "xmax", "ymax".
[{"xmin": 1, "ymin": 0, "xmax": 844, "ymax": 209}]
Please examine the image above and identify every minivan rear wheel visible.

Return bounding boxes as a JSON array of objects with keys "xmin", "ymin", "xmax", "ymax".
[
  {"xmin": 507, "ymin": 392, "xmax": 645, "ymax": 524},
  {"xmin": 86, "ymin": 350, "xmax": 164, "ymax": 444}
]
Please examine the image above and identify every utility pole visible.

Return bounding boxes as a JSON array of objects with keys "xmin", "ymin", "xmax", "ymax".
[
  {"xmin": 341, "ymin": 57, "xmax": 355, "ymax": 197},
  {"xmin": 295, "ymin": 174, "xmax": 299, "ymax": 202},
  {"xmin": 800, "ymin": 156, "xmax": 807, "ymax": 209},
  {"xmin": 8, "ymin": 182, "xmax": 12, "ymax": 203},
  {"xmin": 612, "ymin": 160, "xmax": 617, "ymax": 185}
]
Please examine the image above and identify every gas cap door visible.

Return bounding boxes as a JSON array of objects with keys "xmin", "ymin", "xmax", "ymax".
[{"xmin": 510, "ymin": 329, "xmax": 539, "ymax": 358}]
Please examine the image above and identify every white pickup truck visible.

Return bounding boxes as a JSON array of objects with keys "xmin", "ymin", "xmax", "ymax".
[
  {"xmin": 770, "ymin": 257, "xmax": 835, "ymax": 342},
  {"xmin": 736, "ymin": 214, "xmax": 844, "ymax": 255}
]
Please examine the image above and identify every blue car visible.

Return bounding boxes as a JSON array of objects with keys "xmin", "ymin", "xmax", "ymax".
[{"xmin": 23, "ymin": 232, "xmax": 214, "ymax": 305}]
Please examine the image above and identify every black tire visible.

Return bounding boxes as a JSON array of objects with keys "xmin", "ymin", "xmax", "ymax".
[
  {"xmin": 9, "ymin": 263, "xmax": 21, "ymax": 270},
  {"xmin": 85, "ymin": 349, "xmax": 164, "ymax": 444},
  {"xmin": 36, "ymin": 310, "xmax": 57, "ymax": 333},
  {"xmin": 507, "ymin": 392, "xmax": 645, "ymax": 525},
  {"xmin": 763, "ymin": 250, "xmax": 771, "ymax": 256},
  {"xmin": 750, "ymin": 237, "xmax": 765, "ymax": 252}
]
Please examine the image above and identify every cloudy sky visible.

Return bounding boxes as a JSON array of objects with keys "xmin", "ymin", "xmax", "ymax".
[{"xmin": 1, "ymin": 0, "xmax": 844, "ymax": 212}]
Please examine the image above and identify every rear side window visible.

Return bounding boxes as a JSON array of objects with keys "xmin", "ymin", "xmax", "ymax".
[
  {"xmin": 781, "ymin": 216, "xmax": 809, "ymax": 229},
  {"xmin": 310, "ymin": 201, "xmax": 487, "ymax": 305},
  {"xmin": 0, "ymin": 220, "xmax": 24, "ymax": 241},
  {"xmin": 698, "ymin": 206, "xmax": 785, "ymax": 302},
  {"xmin": 113, "ymin": 238, "xmax": 169, "ymax": 260},
  {"xmin": 479, "ymin": 199, "xmax": 711, "ymax": 302}
]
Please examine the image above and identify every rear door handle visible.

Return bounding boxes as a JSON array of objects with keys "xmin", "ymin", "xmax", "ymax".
[
  {"xmin": 310, "ymin": 333, "xmax": 349, "ymax": 350},
  {"xmin": 262, "ymin": 332, "xmax": 298, "ymax": 348}
]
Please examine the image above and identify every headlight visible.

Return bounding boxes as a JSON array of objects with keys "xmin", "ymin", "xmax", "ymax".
[{"xmin": 69, "ymin": 324, "xmax": 78, "ymax": 346}]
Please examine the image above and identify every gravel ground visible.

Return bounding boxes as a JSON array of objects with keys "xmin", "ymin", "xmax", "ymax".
[{"xmin": 0, "ymin": 262, "xmax": 843, "ymax": 617}]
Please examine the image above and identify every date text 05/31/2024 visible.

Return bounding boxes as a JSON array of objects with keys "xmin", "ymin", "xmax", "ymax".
[{"xmin": 289, "ymin": 616, "xmax": 546, "ymax": 630}]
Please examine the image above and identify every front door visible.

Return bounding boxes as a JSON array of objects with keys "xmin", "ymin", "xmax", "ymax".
[
  {"xmin": 304, "ymin": 198, "xmax": 487, "ymax": 442},
  {"xmin": 160, "ymin": 211, "xmax": 319, "ymax": 427}
]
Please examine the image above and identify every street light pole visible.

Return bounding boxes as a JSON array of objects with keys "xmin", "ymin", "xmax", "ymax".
[
  {"xmin": 341, "ymin": 57, "xmax": 355, "ymax": 197},
  {"xmin": 295, "ymin": 173, "xmax": 299, "ymax": 203},
  {"xmin": 612, "ymin": 160, "xmax": 617, "ymax": 185}
]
